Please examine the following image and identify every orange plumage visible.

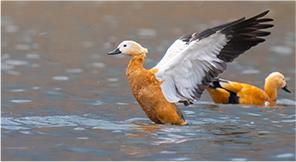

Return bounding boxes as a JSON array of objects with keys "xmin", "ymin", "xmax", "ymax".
[
  {"xmin": 126, "ymin": 57, "xmax": 186, "ymax": 125},
  {"xmin": 206, "ymin": 72, "xmax": 291, "ymax": 106}
]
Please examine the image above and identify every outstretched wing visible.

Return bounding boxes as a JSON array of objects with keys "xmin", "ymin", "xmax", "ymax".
[{"xmin": 152, "ymin": 10, "xmax": 273, "ymax": 105}]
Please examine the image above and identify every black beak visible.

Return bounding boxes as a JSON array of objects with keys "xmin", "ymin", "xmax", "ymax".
[
  {"xmin": 282, "ymin": 85, "xmax": 291, "ymax": 93},
  {"xmin": 108, "ymin": 48, "xmax": 121, "ymax": 55}
]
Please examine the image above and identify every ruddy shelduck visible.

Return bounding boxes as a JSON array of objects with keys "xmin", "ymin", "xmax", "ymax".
[
  {"xmin": 206, "ymin": 72, "xmax": 291, "ymax": 106},
  {"xmin": 108, "ymin": 10, "xmax": 273, "ymax": 125}
]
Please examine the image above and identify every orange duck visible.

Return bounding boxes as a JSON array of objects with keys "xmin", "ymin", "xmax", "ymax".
[
  {"xmin": 206, "ymin": 72, "xmax": 291, "ymax": 106},
  {"xmin": 108, "ymin": 10, "xmax": 273, "ymax": 125}
]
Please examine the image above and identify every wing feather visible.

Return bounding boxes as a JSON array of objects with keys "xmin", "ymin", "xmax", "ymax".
[{"xmin": 152, "ymin": 10, "xmax": 273, "ymax": 105}]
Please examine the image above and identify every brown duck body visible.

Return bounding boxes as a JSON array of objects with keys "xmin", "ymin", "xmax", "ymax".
[{"xmin": 126, "ymin": 57, "xmax": 186, "ymax": 125}]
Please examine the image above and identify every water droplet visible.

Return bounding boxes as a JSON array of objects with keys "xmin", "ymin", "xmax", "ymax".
[
  {"xmin": 77, "ymin": 137, "xmax": 89, "ymax": 140},
  {"xmin": 52, "ymin": 76, "xmax": 69, "ymax": 81},
  {"xmin": 11, "ymin": 99, "xmax": 32, "ymax": 103}
]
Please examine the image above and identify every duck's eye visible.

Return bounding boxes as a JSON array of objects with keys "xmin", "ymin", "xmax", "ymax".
[{"xmin": 123, "ymin": 44, "xmax": 127, "ymax": 47}]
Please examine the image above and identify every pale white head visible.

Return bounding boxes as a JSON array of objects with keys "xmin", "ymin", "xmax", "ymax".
[
  {"xmin": 108, "ymin": 40, "xmax": 148, "ymax": 57},
  {"xmin": 265, "ymin": 71, "xmax": 291, "ymax": 93}
]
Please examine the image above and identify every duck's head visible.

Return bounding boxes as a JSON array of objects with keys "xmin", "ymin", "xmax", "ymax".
[
  {"xmin": 108, "ymin": 40, "xmax": 148, "ymax": 57},
  {"xmin": 265, "ymin": 72, "xmax": 291, "ymax": 93}
]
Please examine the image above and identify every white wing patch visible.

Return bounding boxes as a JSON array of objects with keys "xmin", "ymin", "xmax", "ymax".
[
  {"xmin": 154, "ymin": 33, "xmax": 228, "ymax": 103},
  {"xmin": 154, "ymin": 39, "xmax": 188, "ymax": 69}
]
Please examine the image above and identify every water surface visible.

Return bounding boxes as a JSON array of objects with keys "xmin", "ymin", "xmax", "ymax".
[{"xmin": 1, "ymin": 1, "xmax": 295, "ymax": 161}]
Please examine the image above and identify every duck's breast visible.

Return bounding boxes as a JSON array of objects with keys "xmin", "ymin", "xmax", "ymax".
[{"xmin": 127, "ymin": 68, "xmax": 185, "ymax": 124}]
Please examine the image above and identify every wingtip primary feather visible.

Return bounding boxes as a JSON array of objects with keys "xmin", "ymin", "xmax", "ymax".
[{"xmin": 217, "ymin": 10, "xmax": 274, "ymax": 62}]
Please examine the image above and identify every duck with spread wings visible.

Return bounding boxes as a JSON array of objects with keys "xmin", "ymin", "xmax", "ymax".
[{"xmin": 108, "ymin": 10, "xmax": 274, "ymax": 125}]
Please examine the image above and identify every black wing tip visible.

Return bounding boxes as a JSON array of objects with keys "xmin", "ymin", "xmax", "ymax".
[
  {"xmin": 247, "ymin": 10, "xmax": 270, "ymax": 21},
  {"xmin": 257, "ymin": 10, "xmax": 270, "ymax": 17},
  {"xmin": 177, "ymin": 10, "xmax": 273, "ymax": 45},
  {"xmin": 217, "ymin": 10, "xmax": 274, "ymax": 62},
  {"xmin": 253, "ymin": 31, "xmax": 272, "ymax": 37},
  {"xmin": 257, "ymin": 18, "xmax": 274, "ymax": 23}
]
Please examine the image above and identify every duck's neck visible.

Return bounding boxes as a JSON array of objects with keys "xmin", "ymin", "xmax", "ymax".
[
  {"xmin": 264, "ymin": 80, "xmax": 277, "ymax": 101},
  {"xmin": 127, "ymin": 56, "xmax": 145, "ymax": 75}
]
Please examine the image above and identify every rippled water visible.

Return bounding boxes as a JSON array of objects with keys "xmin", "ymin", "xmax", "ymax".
[{"xmin": 1, "ymin": 1, "xmax": 295, "ymax": 161}]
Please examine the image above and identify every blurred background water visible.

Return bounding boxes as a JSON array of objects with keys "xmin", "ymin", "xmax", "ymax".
[{"xmin": 1, "ymin": 1, "xmax": 295, "ymax": 161}]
